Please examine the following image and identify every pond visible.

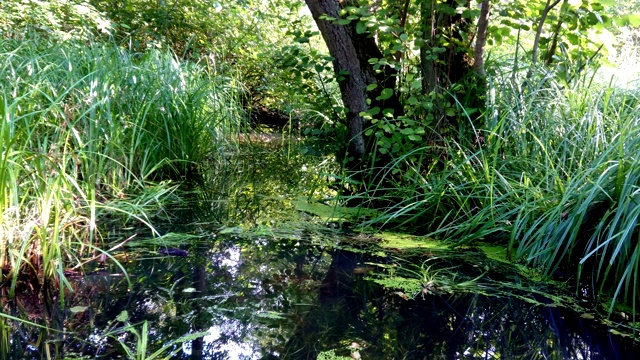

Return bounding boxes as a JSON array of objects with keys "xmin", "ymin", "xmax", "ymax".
[{"xmin": 2, "ymin": 143, "xmax": 639, "ymax": 359}]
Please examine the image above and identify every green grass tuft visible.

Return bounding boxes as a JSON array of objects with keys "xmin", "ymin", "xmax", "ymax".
[
  {"xmin": 0, "ymin": 37, "xmax": 244, "ymax": 289},
  {"xmin": 351, "ymin": 69, "xmax": 640, "ymax": 313}
]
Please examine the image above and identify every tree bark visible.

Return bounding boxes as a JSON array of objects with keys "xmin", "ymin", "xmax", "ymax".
[
  {"xmin": 305, "ymin": 0, "xmax": 403, "ymax": 166},
  {"xmin": 420, "ymin": 0, "xmax": 437, "ymax": 94},
  {"xmin": 420, "ymin": 0, "xmax": 472, "ymax": 93},
  {"xmin": 473, "ymin": 1, "xmax": 491, "ymax": 76},
  {"xmin": 304, "ymin": 0, "xmax": 371, "ymax": 162}
]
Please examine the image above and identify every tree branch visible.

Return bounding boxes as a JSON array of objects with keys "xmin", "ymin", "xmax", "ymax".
[{"xmin": 527, "ymin": 0, "xmax": 562, "ymax": 79}]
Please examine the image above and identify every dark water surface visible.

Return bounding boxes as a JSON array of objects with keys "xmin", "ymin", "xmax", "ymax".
[{"xmin": 2, "ymin": 144, "xmax": 639, "ymax": 359}]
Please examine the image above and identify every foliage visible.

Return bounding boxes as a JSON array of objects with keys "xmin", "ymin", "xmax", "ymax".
[
  {"xmin": 302, "ymin": 0, "xmax": 640, "ymax": 168},
  {"xmin": 294, "ymin": 0, "xmax": 640, "ymax": 314},
  {"xmin": 89, "ymin": 0, "xmax": 329, "ymax": 118},
  {"xmin": 308, "ymin": 0, "xmax": 485, "ymax": 165},
  {"xmin": 2, "ymin": 0, "xmax": 640, "ymax": 336},
  {"xmin": 317, "ymin": 349, "xmax": 353, "ymax": 360},
  {"xmin": 90, "ymin": 0, "xmax": 214, "ymax": 57},
  {"xmin": 0, "ymin": 37, "xmax": 242, "ymax": 288},
  {"xmin": 103, "ymin": 311, "xmax": 208, "ymax": 360},
  {"xmin": 353, "ymin": 64, "xmax": 640, "ymax": 312},
  {"xmin": 0, "ymin": 0, "xmax": 112, "ymax": 41}
]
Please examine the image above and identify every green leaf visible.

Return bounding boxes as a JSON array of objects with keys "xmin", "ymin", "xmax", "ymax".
[
  {"xmin": 445, "ymin": 107, "xmax": 456, "ymax": 117},
  {"xmin": 70, "ymin": 306, "xmax": 88, "ymax": 313},
  {"xmin": 368, "ymin": 107, "xmax": 381, "ymax": 115},
  {"xmin": 400, "ymin": 33, "xmax": 408, "ymax": 41},
  {"xmin": 356, "ymin": 21, "xmax": 367, "ymax": 34},
  {"xmin": 408, "ymin": 134, "xmax": 422, "ymax": 141},
  {"xmin": 335, "ymin": 19, "xmax": 351, "ymax": 25},
  {"xmin": 376, "ymin": 88, "xmax": 393, "ymax": 100},
  {"xmin": 566, "ymin": 33, "xmax": 579, "ymax": 45},
  {"xmin": 627, "ymin": 14, "xmax": 640, "ymax": 27},
  {"xmin": 366, "ymin": 83, "xmax": 378, "ymax": 91},
  {"xmin": 361, "ymin": 112, "xmax": 373, "ymax": 120},
  {"xmin": 116, "ymin": 310, "xmax": 129, "ymax": 322}
]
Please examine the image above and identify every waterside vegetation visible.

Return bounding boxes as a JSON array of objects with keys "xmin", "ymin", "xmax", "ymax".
[
  {"xmin": 356, "ymin": 72, "xmax": 640, "ymax": 313},
  {"xmin": 0, "ymin": 37, "xmax": 243, "ymax": 292},
  {"xmin": 2, "ymin": 0, "xmax": 640, "ymax": 357}
]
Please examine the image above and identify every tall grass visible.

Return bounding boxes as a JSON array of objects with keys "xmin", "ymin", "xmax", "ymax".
[
  {"xmin": 354, "ymin": 69, "xmax": 640, "ymax": 312},
  {"xmin": 0, "ymin": 37, "xmax": 243, "ymax": 290}
]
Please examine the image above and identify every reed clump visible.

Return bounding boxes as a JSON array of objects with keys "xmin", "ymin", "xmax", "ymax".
[
  {"xmin": 0, "ymin": 38, "xmax": 243, "ymax": 291},
  {"xmin": 355, "ymin": 71, "xmax": 640, "ymax": 313}
]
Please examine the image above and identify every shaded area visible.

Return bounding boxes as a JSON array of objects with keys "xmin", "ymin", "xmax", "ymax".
[
  {"xmin": 1, "ymin": 232, "xmax": 332, "ymax": 359},
  {"xmin": 281, "ymin": 247, "xmax": 640, "ymax": 360}
]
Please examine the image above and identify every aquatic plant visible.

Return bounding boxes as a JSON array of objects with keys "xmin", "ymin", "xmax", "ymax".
[
  {"xmin": 350, "ymin": 67, "xmax": 640, "ymax": 313},
  {"xmin": 0, "ymin": 37, "xmax": 243, "ymax": 289},
  {"xmin": 103, "ymin": 310, "xmax": 208, "ymax": 360}
]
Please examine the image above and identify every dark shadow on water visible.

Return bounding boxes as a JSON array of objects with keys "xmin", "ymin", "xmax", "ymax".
[{"xmin": 279, "ymin": 247, "xmax": 640, "ymax": 360}]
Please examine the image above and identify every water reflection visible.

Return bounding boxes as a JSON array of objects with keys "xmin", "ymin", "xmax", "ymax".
[
  {"xmin": 2, "ymin": 233, "xmax": 639, "ymax": 359},
  {"xmin": 284, "ymin": 247, "xmax": 640, "ymax": 360},
  {"xmin": 2, "ymin": 144, "xmax": 639, "ymax": 359}
]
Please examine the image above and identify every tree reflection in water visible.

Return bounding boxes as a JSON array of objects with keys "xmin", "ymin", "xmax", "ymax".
[
  {"xmin": 281, "ymin": 248, "xmax": 638, "ymax": 360},
  {"xmin": 2, "ymin": 235, "xmax": 639, "ymax": 359}
]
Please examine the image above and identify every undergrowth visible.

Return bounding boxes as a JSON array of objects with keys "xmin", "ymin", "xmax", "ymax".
[{"xmin": 351, "ymin": 68, "xmax": 640, "ymax": 314}]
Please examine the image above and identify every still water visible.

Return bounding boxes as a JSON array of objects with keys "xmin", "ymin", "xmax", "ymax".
[{"xmin": 2, "ymin": 144, "xmax": 639, "ymax": 359}]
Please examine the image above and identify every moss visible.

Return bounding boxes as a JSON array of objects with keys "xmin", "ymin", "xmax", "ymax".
[
  {"xmin": 477, "ymin": 243, "xmax": 510, "ymax": 262},
  {"xmin": 292, "ymin": 198, "xmax": 378, "ymax": 223},
  {"xmin": 369, "ymin": 276, "xmax": 424, "ymax": 298},
  {"xmin": 376, "ymin": 232, "xmax": 448, "ymax": 250},
  {"xmin": 317, "ymin": 349, "xmax": 352, "ymax": 360}
]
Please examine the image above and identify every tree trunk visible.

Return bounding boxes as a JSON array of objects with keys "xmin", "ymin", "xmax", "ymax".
[
  {"xmin": 304, "ymin": 0, "xmax": 402, "ymax": 166},
  {"xmin": 474, "ymin": 1, "xmax": 491, "ymax": 76},
  {"xmin": 419, "ymin": 0, "xmax": 475, "ymax": 137},
  {"xmin": 527, "ymin": 0, "xmax": 562, "ymax": 79},
  {"xmin": 420, "ymin": 0, "xmax": 473, "ymax": 93},
  {"xmin": 306, "ymin": 0, "xmax": 481, "ymax": 169},
  {"xmin": 304, "ymin": 0, "xmax": 371, "ymax": 163},
  {"xmin": 420, "ymin": 0, "xmax": 438, "ymax": 93},
  {"xmin": 544, "ymin": 0, "xmax": 568, "ymax": 67}
]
